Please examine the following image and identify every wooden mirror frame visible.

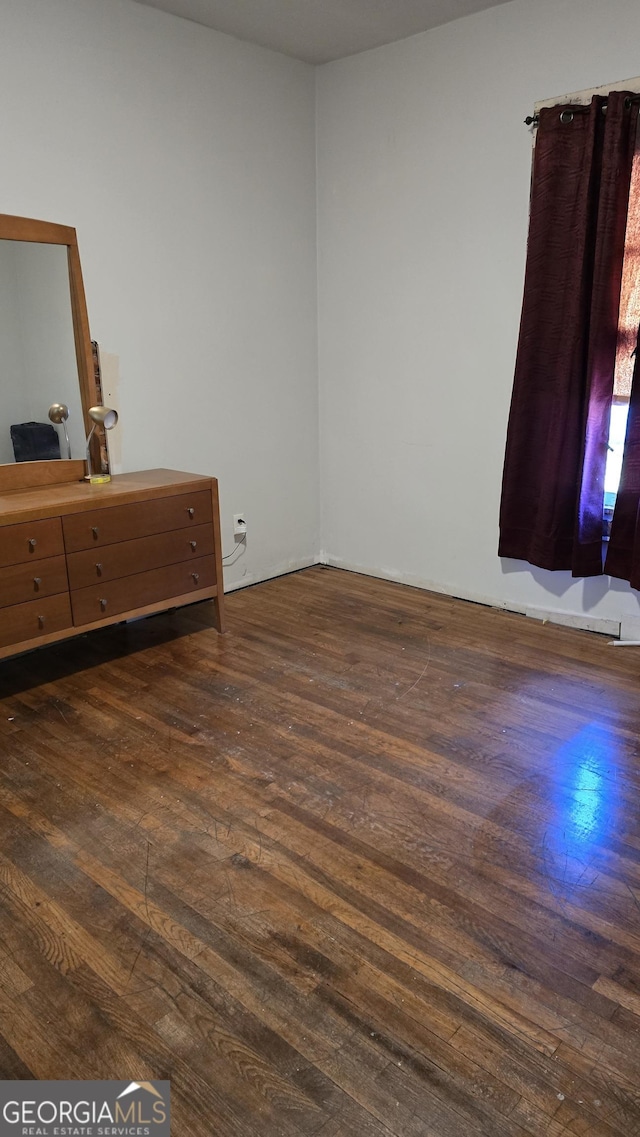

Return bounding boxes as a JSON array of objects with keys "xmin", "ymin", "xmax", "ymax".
[{"xmin": 0, "ymin": 213, "xmax": 100, "ymax": 494}]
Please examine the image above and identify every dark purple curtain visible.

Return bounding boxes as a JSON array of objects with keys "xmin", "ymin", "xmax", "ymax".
[
  {"xmin": 605, "ymin": 332, "xmax": 640, "ymax": 586},
  {"xmin": 499, "ymin": 92, "xmax": 637, "ymax": 577}
]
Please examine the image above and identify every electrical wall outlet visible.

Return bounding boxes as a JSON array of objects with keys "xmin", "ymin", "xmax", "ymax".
[{"xmin": 233, "ymin": 513, "xmax": 247, "ymax": 537}]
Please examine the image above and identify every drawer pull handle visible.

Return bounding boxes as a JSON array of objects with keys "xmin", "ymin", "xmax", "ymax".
[
  {"xmin": 190, "ymin": 540, "xmax": 197, "ymax": 551},
  {"xmin": 28, "ymin": 538, "xmax": 37, "ymax": 551},
  {"xmin": 99, "ymin": 598, "xmax": 108, "ymax": 612},
  {"xmin": 92, "ymin": 526, "xmax": 99, "ymax": 539},
  {"xmin": 37, "ymin": 615, "xmax": 45, "ymax": 630},
  {"xmin": 187, "ymin": 507, "xmax": 195, "ymax": 518},
  {"xmin": 192, "ymin": 572, "xmax": 200, "ymax": 584},
  {"xmin": 33, "ymin": 577, "xmax": 42, "ymax": 591},
  {"xmin": 96, "ymin": 563, "xmax": 103, "ymax": 576}
]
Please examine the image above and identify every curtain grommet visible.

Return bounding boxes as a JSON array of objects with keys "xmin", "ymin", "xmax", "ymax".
[{"xmin": 560, "ymin": 110, "xmax": 574, "ymax": 124}]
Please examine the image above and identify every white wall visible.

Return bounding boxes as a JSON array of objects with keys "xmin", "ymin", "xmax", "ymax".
[
  {"xmin": 0, "ymin": 0, "xmax": 319, "ymax": 588},
  {"xmin": 316, "ymin": 0, "xmax": 640, "ymax": 633}
]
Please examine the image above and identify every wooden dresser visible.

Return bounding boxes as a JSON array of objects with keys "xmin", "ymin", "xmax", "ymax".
[{"xmin": 0, "ymin": 469, "xmax": 225, "ymax": 660}]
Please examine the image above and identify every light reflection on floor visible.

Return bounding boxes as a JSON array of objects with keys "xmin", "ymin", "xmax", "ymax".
[
  {"xmin": 476, "ymin": 719, "xmax": 630, "ymax": 914},
  {"xmin": 557, "ymin": 723, "xmax": 618, "ymax": 847},
  {"xmin": 538, "ymin": 722, "xmax": 626, "ymax": 910}
]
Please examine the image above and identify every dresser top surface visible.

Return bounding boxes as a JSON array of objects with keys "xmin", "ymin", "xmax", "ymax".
[{"xmin": 0, "ymin": 469, "xmax": 214, "ymax": 527}]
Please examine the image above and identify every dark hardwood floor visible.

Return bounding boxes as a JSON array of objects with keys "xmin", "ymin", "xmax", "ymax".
[{"xmin": 1, "ymin": 564, "xmax": 640, "ymax": 1135}]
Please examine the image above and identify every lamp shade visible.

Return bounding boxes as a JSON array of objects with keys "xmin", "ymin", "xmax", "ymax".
[
  {"xmin": 48, "ymin": 403, "xmax": 69, "ymax": 425},
  {"xmin": 89, "ymin": 405, "xmax": 118, "ymax": 430}
]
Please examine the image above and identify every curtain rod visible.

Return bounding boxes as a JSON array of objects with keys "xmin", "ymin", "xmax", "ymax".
[{"xmin": 524, "ymin": 93, "xmax": 640, "ymax": 127}]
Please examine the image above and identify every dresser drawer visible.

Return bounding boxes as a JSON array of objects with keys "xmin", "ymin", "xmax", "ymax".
[
  {"xmin": 0, "ymin": 555, "xmax": 68, "ymax": 609},
  {"xmin": 70, "ymin": 554, "xmax": 216, "ymax": 626},
  {"xmin": 0, "ymin": 593, "xmax": 73, "ymax": 649},
  {"xmin": 62, "ymin": 491, "xmax": 212, "ymax": 553},
  {"xmin": 0, "ymin": 517, "xmax": 64, "ymax": 568},
  {"xmin": 66, "ymin": 524, "xmax": 214, "ymax": 590}
]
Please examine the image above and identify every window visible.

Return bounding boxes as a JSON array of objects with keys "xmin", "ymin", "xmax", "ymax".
[{"xmin": 604, "ymin": 402, "xmax": 629, "ymax": 511}]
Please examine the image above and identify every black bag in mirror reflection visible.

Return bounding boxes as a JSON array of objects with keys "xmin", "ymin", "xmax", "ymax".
[{"xmin": 10, "ymin": 421, "xmax": 61, "ymax": 462}]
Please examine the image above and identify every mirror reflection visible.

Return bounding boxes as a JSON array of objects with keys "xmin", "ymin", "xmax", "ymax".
[{"xmin": 0, "ymin": 240, "xmax": 85, "ymax": 464}]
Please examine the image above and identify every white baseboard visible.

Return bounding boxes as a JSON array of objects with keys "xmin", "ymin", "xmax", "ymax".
[
  {"xmin": 320, "ymin": 553, "xmax": 621, "ymax": 637},
  {"xmin": 619, "ymin": 613, "xmax": 640, "ymax": 641}
]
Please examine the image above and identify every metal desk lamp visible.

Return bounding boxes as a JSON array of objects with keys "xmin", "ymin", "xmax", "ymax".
[
  {"xmin": 48, "ymin": 403, "xmax": 71, "ymax": 459},
  {"xmin": 86, "ymin": 405, "xmax": 118, "ymax": 483}
]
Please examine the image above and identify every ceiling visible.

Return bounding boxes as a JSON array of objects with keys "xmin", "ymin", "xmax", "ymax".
[{"xmin": 132, "ymin": 0, "xmax": 514, "ymax": 65}]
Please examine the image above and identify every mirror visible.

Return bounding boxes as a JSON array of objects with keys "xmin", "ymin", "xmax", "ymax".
[
  {"xmin": 0, "ymin": 240, "xmax": 85, "ymax": 463},
  {"xmin": 0, "ymin": 214, "xmax": 100, "ymax": 488}
]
